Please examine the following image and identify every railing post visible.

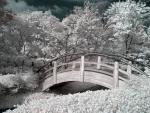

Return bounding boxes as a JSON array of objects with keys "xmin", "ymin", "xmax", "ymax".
[
  {"xmin": 80, "ymin": 56, "xmax": 85, "ymax": 82},
  {"xmin": 113, "ymin": 62, "xmax": 119, "ymax": 88},
  {"xmin": 53, "ymin": 61, "xmax": 57, "ymax": 84},
  {"xmin": 72, "ymin": 61, "xmax": 76, "ymax": 71},
  {"xmin": 97, "ymin": 56, "xmax": 101, "ymax": 70},
  {"xmin": 127, "ymin": 61, "xmax": 132, "ymax": 79}
]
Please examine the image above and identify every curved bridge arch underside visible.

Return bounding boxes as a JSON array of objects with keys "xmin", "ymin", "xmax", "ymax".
[{"xmin": 41, "ymin": 71, "xmax": 126, "ymax": 91}]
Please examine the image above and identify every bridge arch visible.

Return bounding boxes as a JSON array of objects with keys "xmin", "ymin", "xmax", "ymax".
[
  {"xmin": 41, "ymin": 70, "xmax": 127, "ymax": 91},
  {"xmin": 38, "ymin": 52, "xmax": 149, "ymax": 91}
]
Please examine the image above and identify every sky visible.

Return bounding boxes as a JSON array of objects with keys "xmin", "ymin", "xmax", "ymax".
[{"xmin": 5, "ymin": 0, "xmax": 84, "ymax": 19}]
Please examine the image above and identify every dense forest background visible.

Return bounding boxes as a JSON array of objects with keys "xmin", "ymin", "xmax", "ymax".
[
  {"xmin": 1, "ymin": 0, "xmax": 150, "ymax": 74},
  {"xmin": 0, "ymin": 0, "xmax": 150, "ymax": 94}
]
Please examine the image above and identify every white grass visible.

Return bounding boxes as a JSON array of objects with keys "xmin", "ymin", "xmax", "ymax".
[{"xmin": 4, "ymin": 76, "xmax": 150, "ymax": 113}]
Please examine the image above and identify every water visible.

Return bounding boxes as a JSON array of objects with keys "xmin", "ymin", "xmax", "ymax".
[
  {"xmin": 0, "ymin": 107, "xmax": 16, "ymax": 113},
  {"xmin": 49, "ymin": 81, "xmax": 108, "ymax": 95}
]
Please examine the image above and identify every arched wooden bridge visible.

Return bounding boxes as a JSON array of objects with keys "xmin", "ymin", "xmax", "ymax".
[{"xmin": 38, "ymin": 53, "xmax": 148, "ymax": 91}]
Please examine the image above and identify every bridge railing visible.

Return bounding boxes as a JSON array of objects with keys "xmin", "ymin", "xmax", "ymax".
[{"xmin": 37, "ymin": 52, "xmax": 150, "ymax": 76}]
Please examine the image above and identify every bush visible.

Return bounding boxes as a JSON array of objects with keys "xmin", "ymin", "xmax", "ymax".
[
  {"xmin": 0, "ymin": 71, "xmax": 39, "ymax": 95},
  {"xmin": 0, "ymin": 67, "xmax": 17, "ymax": 75}
]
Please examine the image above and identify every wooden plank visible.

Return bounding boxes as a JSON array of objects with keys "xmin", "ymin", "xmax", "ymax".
[
  {"xmin": 97, "ymin": 56, "xmax": 102, "ymax": 70},
  {"xmin": 101, "ymin": 64, "xmax": 114, "ymax": 70},
  {"xmin": 113, "ymin": 62, "xmax": 119, "ymax": 88},
  {"xmin": 53, "ymin": 61, "xmax": 57, "ymax": 84},
  {"xmin": 80, "ymin": 56, "xmax": 85, "ymax": 82}
]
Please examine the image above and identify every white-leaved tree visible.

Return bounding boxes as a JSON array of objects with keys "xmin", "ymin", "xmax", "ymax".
[
  {"xmin": 0, "ymin": 17, "xmax": 31, "ymax": 73},
  {"xmin": 105, "ymin": 0, "xmax": 150, "ymax": 55},
  {"xmin": 62, "ymin": 3, "xmax": 113, "ymax": 54},
  {"xmin": 18, "ymin": 11, "xmax": 70, "ymax": 58}
]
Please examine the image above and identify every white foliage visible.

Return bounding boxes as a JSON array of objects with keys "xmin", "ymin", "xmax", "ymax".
[
  {"xmin": 144, "ymin": 67, "xmax": 150, "ymax": 76},
  {"xmin": 5, "ymin": 0, "xmax": 36, "ymax": 12},
  {"xmin": 20, "ymin": 71, "xmax": 39, "ymax": 90},
  {"xmin": 4, "ymin": 76, "xmax": 150, "ymax": 113},
  {"xmin": 106, "ymin": 0, "xmax": 148, "ymax": 37},
  {"xmin": 24, "ymin": 92, "xmax": 56, "ymax": 104},
  {"xmin": 0, "ymin": 71, "xmax": 39, "ymax": 94},
  {"xmin": 17, "ymin": 11, "xmax": 66, "ymax": 57},
  {"xmin": 62, "ymin": 5, "xmax": 111, "ymax": 53},
  {"xmin": 105, "ymin": 0, "xmax": 149, "ymax": 54},
  {"xmin": 0, "ymin": 74, "xmax": 20, "ymax": 88}
]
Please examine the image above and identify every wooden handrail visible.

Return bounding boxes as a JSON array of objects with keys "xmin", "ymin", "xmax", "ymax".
[
  {"xmin": 37, "ymin": 52, "xmax": 150, "ymax": 73},
  {"xmin": 42, "ymin": 58, "xmax": 147, "ymax": 81}
]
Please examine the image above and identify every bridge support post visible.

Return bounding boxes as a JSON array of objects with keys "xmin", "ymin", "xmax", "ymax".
[
  {"xmin": 127, "ymin": 61, "xmax": 132, "ymax": 79},
  {"xmin": 97, "ymin": 56, "xmax": 101, "ymax": 70},
  {"xmin": 113, "ymin": 62, "xmax": 119, "ymax": 88},
  {"xmin": 53, "ymin": 61, "xmax": 57, "ymax": 84},
  {"xmin": 80, "ymin": 56, "xmax": 85, "ymax": 82},
  {"xmin": 72, "ymin": 61, "xmax": 76, "ymax": 71}
]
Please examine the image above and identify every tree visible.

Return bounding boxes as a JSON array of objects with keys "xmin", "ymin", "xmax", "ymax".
[
  {"xmin": 62, "ymin": 4, "xmax": 113, "ymax": 54},
  {"xmin": 18, "ymin": 11, "xmax": 65, "ymax": 58},
  {"xmin": 105, "ymin": 0, "xmax": 149, "ymax": 55},
  {"xmin": 18, "ymin": 5, "xmax": 111, "ymax": 61},
  {"xmin": 0, "ymin": 0, "xmax": 13, "ymax": 25},
  {"xmin": 0, "ymin": 16, "xmax": 36, "ymax": 55}
]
